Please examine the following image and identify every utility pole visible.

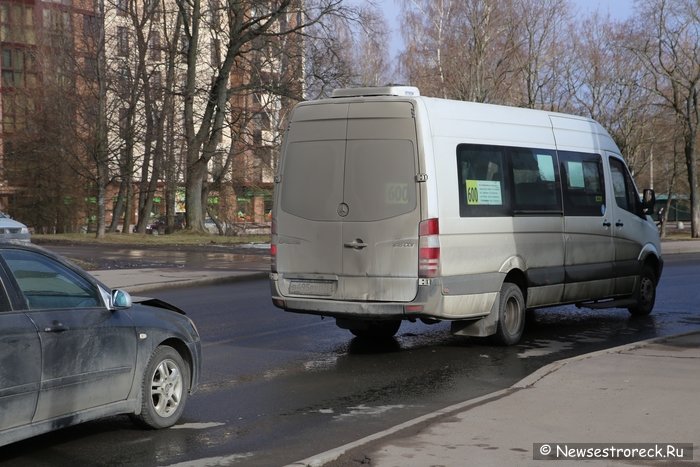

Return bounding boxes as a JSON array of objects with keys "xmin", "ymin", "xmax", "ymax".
[{"xmin": 649, "ymin": 147, "xmax": 654, "ymax": 190}]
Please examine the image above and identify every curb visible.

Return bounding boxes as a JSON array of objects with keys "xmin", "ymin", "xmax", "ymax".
[
  {"xmin": 290, "ymin": 331, "xmax": 700, "ymax": 467},
  {"xmin": 286, "ymin": 388, "xmax": 517, "ymax": 467},
  {"xmin": 121, "ymin": 271, "xmax": 269, "ymax": 294}
]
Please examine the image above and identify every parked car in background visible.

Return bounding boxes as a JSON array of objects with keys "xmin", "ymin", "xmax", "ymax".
[
  {"xmin": 145, "ymin": 214, "xmax": 186, "ymax": 235},
  {"xmin": 0, "ymin": 212, "xmax": 30, "ymax": 244},
  {"xmin": 0, "ymin": 243, "xmax": 201, "ymax": 447}
]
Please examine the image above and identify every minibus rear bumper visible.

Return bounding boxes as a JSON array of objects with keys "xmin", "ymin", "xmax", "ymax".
[{"xmin": 269, "ymin": 273, "xmax": 498, "ymax": 321}]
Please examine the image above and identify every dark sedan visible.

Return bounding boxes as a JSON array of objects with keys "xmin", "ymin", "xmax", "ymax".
[{"xmin": 0, "ymin": 244, "xmax": 201, "ymax": 447}]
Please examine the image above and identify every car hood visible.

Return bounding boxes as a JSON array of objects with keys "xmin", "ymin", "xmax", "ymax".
[
  {"xmin": 131, "ymin": 296, "xmax": 186, "ymax": 315},
  {"xmin": 0, "ymin": 218, "xmax": 27, "ymax": 229}
]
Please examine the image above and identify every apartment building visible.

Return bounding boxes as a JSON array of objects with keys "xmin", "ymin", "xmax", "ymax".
[
  {"xmin": 104, "ymin": 0, "xmax": 303, "ymax": 232},
  {"xmin": 0, "ymin": 0, "xmax": 98, "ymax": 232},
  {"xmin": 1, "ymin": 0, "xmax": 303, "ymax": 232}
]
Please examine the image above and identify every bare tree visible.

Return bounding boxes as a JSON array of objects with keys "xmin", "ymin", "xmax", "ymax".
[
  {"xmin": 629, "ymin": 0, "xmax": 700, "ymax": 237},
  {"xmin": 351, "ymin": 6, "xmax": 391, "ymax": 87},
  {"xmin": 399, "ymin": 0, "xmax": 523, "ymax": 103},
  {"xmin": 398, "ymin": 0, "xmax": 459, "ymax": 99},
  {"xmin": 565, "ymin": 12, "xmax": 659, "ymax": 178},
  {"xmin": 175, "ymin": 0, "xmax": 358, "ymax": 232},
  {"xmin": 511, "ymin": 0, "xmax": 570, "ymax": 109}
]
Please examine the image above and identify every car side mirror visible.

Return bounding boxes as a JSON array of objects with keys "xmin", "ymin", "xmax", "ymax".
[
  {"xmin": 112, "ymin": 289, "xmax": 132, "ymax": 309},
  {"xmin": 641, "ymin": 188, "xmax": 655, "ymax": 215}
]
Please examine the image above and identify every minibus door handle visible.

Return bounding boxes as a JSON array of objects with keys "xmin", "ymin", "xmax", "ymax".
[
  {"xmin": 603, "ymin": 220, "xmax": 611, "ymax": 227},
  {"xmin": 344, "ymin": 240, "xmax": 368, "ymax": 250},
  {"xmin": 615, "ymin": 220, "xmax": 624, "ymax": 227}
]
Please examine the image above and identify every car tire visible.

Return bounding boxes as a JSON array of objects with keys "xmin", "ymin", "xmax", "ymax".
[
  {"xmin": 491, "ymin": 282, "xmax": 526, "ymax": 346},
  {"xmin": 348, "ymin": 320, "xmax": 401, "ymax": 339},
  {"xmin": 133, "ymin": 345, "xmax": 189, "ymax": 429},
  {"xmin": 628, "ymin": 265, "xmax": 657, "ymax": 316}
]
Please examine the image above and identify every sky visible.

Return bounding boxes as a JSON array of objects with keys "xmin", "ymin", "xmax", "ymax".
[{"xmin": 376, "ymin": 0, "xmax": 636, "ymax": 62}]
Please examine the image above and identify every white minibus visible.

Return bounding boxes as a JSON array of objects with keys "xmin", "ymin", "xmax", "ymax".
[{"xmin": 270, "ymin": 86, "xmax": 662, "ymax": 345}]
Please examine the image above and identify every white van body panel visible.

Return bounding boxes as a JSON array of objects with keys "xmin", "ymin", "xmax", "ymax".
[{"xmin": 271, "ymin": 88, "xmax": 662, "ymax": 336}]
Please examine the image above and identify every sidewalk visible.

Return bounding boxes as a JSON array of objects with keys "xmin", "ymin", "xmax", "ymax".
[
  {"xmin": 661, "ymin": 238, "xmax": 700, "ymax": 255},
  {"xmin": 295, "ymin": 332, "xmax": 700, "ymax": 466}
]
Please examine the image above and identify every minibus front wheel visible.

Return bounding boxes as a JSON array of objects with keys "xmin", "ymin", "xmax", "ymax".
[
  {"xmin": 492, "ymin": 282, "xmax": 526, "ymax": 346},
  {"xmin": 628, "ymin": 265, "xmax": 657, "ymax": 316}
]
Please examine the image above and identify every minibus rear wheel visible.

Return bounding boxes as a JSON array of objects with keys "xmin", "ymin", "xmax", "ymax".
[
  {"xmin": 492, "ymin": 282, "xmax": 526, "ymax": 346},
  {"xmin": 348, "ymin": 320, "xmax": 401, "ymax": 339}
]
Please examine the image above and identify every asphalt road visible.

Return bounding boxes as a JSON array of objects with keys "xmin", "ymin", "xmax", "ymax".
[{"xmin": 0, "ymin": 253, "xmax": 698, "ymax": 466}]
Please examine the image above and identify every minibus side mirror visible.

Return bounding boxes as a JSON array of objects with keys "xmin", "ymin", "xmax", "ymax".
[{"xmin": 641, "ymin": 188, "xmax": 656, "ymax": 216}]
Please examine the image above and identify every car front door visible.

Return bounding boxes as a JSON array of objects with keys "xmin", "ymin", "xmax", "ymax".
[
  {"xmin": 0, "ymin": 276, "xmax": 41, "ymax": 434},
  {"xmin": 0, "ymin": 249, "xmax": 138, "ymax": 422}
]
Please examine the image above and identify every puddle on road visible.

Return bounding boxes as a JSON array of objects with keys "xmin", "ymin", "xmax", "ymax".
[
  {"xmin": 517, "ymin": 340, "xmax": 574, "ymax": 358},
  {"xmin": 332, "ymin": 404, "xmax": 410, "ymax": 421}
]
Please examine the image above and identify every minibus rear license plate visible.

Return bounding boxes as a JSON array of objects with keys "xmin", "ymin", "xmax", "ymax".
[{"xmin": 289, "ymin": 280, "xmax": 335, "ymax": 297}]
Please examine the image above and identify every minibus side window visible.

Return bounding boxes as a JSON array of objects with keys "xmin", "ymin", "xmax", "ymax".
[
  {"xmin": 558, "ymin": 152, "xmax": 606, "ymax": 217},
  {"xmin": 509, "ymin": 148, "xmax": 562, "ymax": 214},
  {"xmin": 457, "ymin": 144, "xmax": 510, "ymax": 217},
  {"xmin": 609, "ymin": 157, "xmax": 643, "ymax": 217}
]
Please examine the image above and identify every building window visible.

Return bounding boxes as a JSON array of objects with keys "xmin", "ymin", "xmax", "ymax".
[
  {"xmin": 208, "ymin": 0, "xmax": 221, "ymax": 25},
  {"xmin": 84, "ymin": 56, "xmax": 98, "ymax": 81},
  {"xmin": 119, "ymin": 108, "xmax": 129, "ymax": 140},
  {"xmin": 210, "ymin": 38, "xmax": 220, "ymax": 67},
  {"xmin": 149, "ymin": 30, "xmax": 161, "ymax": 60},
  {"xmin": 1, "ymin": 48, "xmax": 31, "ymax": 88},
  {"xmin": 117, "ymin": 65, "xmax": 130, "ymax": 99},
  {"xmin": 151, "ymin": 71, "xmax": 162, "ymax": 99},
  {"xmin": 42, "ymin": 9, "xmax": 70, "ymax": 33},
  {"xmin": 83, "ymin": 14, "xmax": 100, "ymax": 40},
  {"xmin": 1, "ymin": 4, "xmax": 36, "ymax": 44},
  {"xmin": 144, "ymin": 0, "xmax": 160, "ymax": 20},
  {"xmin": 117, "ymin": 0, "xmax": 128, "ymax": 16},
  {"xmin": 1, "ymin": 93, "xmax": 32, "ymax": 132},
  {"xmin": 179, "ymin": 30, "xmax": 189, "ymax": 54},
  {"xmin": 117, "ymin": 26, "xmax": 129, "ymax": 56}
]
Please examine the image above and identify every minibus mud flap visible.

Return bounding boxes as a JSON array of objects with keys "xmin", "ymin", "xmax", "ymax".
[{"xmin": 450, "ymin": 294, "xmax": 500, "ymax": 337}]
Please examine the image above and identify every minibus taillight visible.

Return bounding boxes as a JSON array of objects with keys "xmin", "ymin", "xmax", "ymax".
[
  {"xmin": 270, "ymin": 218, "xmax": 277, "ymax": 273},
  {"xmin": 418, "ymin": 218, "xmax": 440, "ymax": 278},
  {"xmin": 270, "ymin": 244, "xmax": 277, "ymax": 272}
]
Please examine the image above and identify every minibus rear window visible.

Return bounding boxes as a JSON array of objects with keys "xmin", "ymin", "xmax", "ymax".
[
  {"xmin": 344, "ymin": 139, "xmax": 418, "ymax": 221},
  {"xmin": 281, "ymin": 141, "xmax": 345, "ymax": 221}
]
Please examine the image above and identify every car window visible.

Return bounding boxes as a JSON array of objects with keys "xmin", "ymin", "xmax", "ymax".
[
  {"xmin": 0, "ymin": 278, "xmax": 12, "ymax": 312},
  {"xmin": 1, "ymin": 250, "xmax": 102, "ymax": 310}
]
